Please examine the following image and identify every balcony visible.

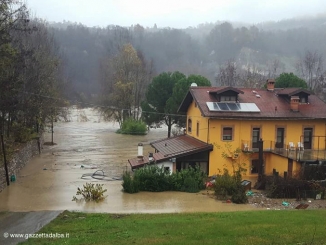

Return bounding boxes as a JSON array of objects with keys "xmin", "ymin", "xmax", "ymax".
[{"xmin": 241, "ymin": 139, "xmax": 326, "ymax": 162}]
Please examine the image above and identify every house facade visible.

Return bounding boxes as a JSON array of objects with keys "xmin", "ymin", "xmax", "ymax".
[
  {"xmin": 178, "ymin": 80, "xmax": 326, "ymax": 181},
  {"xmin": 128, "ymin": 135, "xmax": 213, "ymax": 174}
]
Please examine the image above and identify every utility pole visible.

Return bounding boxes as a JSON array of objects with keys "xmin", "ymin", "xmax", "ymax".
[
  {"xmin": 1, "ymin": 134, "xmax": 10, "ymax": 186},
  {"xmin": 51, "ymin": 116, "xmax": 54, "ymax": 145}
]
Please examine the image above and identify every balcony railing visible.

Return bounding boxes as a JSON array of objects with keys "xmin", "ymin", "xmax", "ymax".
[{"xmin": 241, "ymin": 140, "xmax": 326, "ymax": 162}]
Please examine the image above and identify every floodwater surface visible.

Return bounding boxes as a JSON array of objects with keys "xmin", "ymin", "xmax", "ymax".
[{"xmin": 0, "ymin": 108, "xmax": 258, "ymax": 213}]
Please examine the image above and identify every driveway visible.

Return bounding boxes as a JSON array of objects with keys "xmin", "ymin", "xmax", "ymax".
[{"xmin": 0, "ymin": 211, "xmax": 61, "ymax": 245}]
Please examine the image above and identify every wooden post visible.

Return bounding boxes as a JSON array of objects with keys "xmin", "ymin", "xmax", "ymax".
[{"xmin": 1, "ymin": 134, "xmax": 10, "ymax": 186}]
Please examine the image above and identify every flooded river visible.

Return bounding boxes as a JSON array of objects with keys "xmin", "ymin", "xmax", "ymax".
[{"xmin": 0, "ymin": 108, "xmax": 258, "ymax": 213}]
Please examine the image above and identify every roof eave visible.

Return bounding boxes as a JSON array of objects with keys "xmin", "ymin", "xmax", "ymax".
[
  {"xmin": 206, "ymin": 115, "xmax": 326, "ymax": 120},
  {"xmin": 178, "ymin": 91, "xmax": 193, "ymax": 113}
]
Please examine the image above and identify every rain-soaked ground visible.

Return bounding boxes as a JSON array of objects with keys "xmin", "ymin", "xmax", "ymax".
[{"xmin": 0, "ymin": 108, "xmax": 259, "ymax": 213}]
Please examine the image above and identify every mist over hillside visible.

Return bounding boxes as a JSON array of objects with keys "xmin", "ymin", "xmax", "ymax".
[{"xmin": 46, "ymin": 14, "xmax": 326, "ymax": 99}]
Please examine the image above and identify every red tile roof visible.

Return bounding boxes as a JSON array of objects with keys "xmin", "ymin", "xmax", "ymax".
[
  {"xmin": 209, "ymin": 86, "xmax": 244, "ymax": 94},
  {"xmin": 128, "ymin": 135, "xmax": 213, "ymax": 169},
  {"xmin": 276, "ymin": 88, "xmax": 311, "ymax": 96},
  {"xmin": 179, "ymin": 87, "xmax": 326, "ymax": 119}
]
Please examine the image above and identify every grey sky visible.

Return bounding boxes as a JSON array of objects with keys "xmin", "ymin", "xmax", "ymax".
[{"xmin": 26, "ymin": 0, "xmax": 326, "ymax": 28}]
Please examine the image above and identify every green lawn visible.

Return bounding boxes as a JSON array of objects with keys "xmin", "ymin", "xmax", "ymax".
[{"xmin": 20, "ymin": 210, "xmax": 326, "ymax": 245}]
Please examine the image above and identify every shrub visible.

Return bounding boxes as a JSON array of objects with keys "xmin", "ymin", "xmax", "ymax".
[
  {"xmin": 214, "ymin": 168, "xmax": 248, "ymax": 203},
  {"xmin": 122, "ymin": 165, "xmax": 206, "ymax": 193},
  {"xmin": 174, "ymin": 166, "xmax": 206, "ymax": 192},
  {"xmin": 135, "ymin": 165, "xmax": 171, "ymax": 192},
  {"xmin": 231, "ymin": 188, "xmax": 248, "ymax": 204},
  {"xmin": 72, "ymin": 183, "xmax": 107, "ymax": 202},
  {"xmin": 263, "ymin": 175, "xmax": 326, "ymax": 199},
  {"xmin": 117, "ymin": 119, "xmax": 147, "ymax": 135},
  {"xmin": 183, "ymin": 177, "xmax": 199, "ymax": 193},
  {"xmin": 122, "ymin": 171, "xmax": 139, "ymax": 193}
]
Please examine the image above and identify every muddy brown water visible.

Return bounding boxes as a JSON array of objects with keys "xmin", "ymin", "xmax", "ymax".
[{"xmin": 0, "ymin": 108, "xmax": 258, "ymax": 213}]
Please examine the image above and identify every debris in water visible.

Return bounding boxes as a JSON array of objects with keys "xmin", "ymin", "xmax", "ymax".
[
  {"xmin": 81, "ymin": 170, "xmax": 122, "ymax": 181},
  {"xmin": 282, "ymin": 201, "xmax": 289, "ymax": 207},
  {"xmin": 295, "ymin": 203, "xmax": 309, "ymax": 209}
]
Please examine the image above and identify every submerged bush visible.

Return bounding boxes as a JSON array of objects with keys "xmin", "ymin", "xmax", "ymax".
[
  {"xmin": 72, "ymin": 183, "xmax": 107, "ymax": 202},
  {"xmin": 183, "ymin": 177, "xmax": 199, "ymax": 193},
  {"xmin": 122, "ymin": 165, "xmax": 206, "ymax": 193},
  {"xmin": 171, "ymin": 166, "xmax": 206, "ymax": 192},
  {"xmin": 122, "ymin": 171, "xmax": 139, "ymax": 193},
  {"xmin": 117, "ymin": 119, "xmax": 147, "ymax": 135},
  {"xmin": 136, "ymin": 165, "xmax": 171, "ymax": 192}
]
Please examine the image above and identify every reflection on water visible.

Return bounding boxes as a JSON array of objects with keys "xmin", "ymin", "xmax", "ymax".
[{"xmin": 0, "ymin": 108, "xmax": 258, "ymax": 213}]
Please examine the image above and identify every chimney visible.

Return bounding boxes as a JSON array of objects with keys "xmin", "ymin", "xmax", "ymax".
[
  {"xmin": 148, "ymin": 152, "xmax": 154, "ymax": 163},
  {"xmin": 137, "ymin": 143, "xmax": 143, "ymax": 161},
  {"xmin": 290, "ymin": 96, "xmax": 299, "ymax": 112},
  {"xmin": 267, "ymin": 79, "xmax": 275, "ymax": 91}
]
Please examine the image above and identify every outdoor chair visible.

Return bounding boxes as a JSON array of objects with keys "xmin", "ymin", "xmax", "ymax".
[
  {"xmin": 243, "ymin": 143, "xmax": 249, "ymax": 151},
  {"xmin": 288, "ymin": 142, "xmax": 295, "ymax": 151},
  {"xmin": 297, "ymin": 142, "xmax": 304, "ymax": 151}
]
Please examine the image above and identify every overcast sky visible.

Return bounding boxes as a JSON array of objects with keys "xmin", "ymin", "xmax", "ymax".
[{"xmin": 26, "ymin": 0, "xmax": 326, "ymax": 28}]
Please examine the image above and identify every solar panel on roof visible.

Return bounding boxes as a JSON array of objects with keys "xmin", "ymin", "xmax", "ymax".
[
  {"xmin": 246, "ymin": 103, "xmax": 260, "ymax": 112},
  {"xmin": 227, "ymin": 103, "xmax": 240, "ymax": 111},
  {"xmin": 206, "ymin": 102, "xmax": 260, "ymax": 112},
  {"xmin": 218, "ymin": 103, "xmax": 229, "ymax": 111},
  {"xmin": 213, "ymin": 102, "xmax": 219, "ymax": 110}
]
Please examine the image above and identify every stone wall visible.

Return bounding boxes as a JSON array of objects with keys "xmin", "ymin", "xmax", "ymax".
[{"xmin": 0, "ymin": 137, "xmax": 43, "ymax": 193}]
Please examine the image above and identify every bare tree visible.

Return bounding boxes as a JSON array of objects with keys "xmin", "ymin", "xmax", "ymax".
[
  {"xmin": 266, "ymin": 59, "xmax": 281, "ymax": 79},
  {"xmin": 296, "ymin": 50, "xmax": 324, "ymax": 91},
  {"xmin": 239, "ymin": 63, "xmax": 266, "ymax": 88},
  {"xmin": 216, "ymin": 60, "xmax": 239, "ymax": 86}
]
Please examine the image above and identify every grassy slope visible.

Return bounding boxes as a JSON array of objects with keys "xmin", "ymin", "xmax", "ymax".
[{"xmin": 20, "ymin": 210, "xmax": 326, "ymax": 245}]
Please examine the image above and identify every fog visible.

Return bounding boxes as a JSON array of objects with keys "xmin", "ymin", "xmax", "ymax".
[{"xmin": 27, "ymin": 0, "xmax": 326, "ymax": 28}]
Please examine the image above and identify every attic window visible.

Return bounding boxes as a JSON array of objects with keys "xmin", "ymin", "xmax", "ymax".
[
  {"xmin": 220, "ymin": 95, "xmax": 237, "ymax": 102},
  {"xmin": 300, "ymin": 97, "xmax": 307, "ymax": 103}
]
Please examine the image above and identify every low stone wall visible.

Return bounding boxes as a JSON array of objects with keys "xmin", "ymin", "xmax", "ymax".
[{"xmin": 0, "ymin": 137, "xmax": 43, "ymax": 193}]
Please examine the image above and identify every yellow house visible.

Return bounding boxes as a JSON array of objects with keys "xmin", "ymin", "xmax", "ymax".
[
  {"xmin": 177, "ymin": 80, "xmax": 326, "ymax": 182},
  {"xmin": 129, "ymin": 80, "xmax": 326, "ymax": 184}
]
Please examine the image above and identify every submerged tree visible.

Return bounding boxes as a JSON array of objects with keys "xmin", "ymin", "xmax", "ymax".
[{"xmin": 99, "ymin": 43, "xmax": 153, "ymax": 127}]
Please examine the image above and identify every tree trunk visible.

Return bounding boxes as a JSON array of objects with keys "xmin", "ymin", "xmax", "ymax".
[{"xmin": 167, "ymin": 116, "xmax": 172, "ymax": 138}]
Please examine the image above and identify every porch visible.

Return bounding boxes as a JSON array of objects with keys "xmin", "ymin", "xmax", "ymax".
[{"xmin": 242, "ymin": 139, "xmax": 326, "ymax": 162}]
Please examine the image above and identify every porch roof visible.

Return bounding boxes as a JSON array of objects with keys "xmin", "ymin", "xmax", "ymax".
[{"xmin": 128, "ymin": 135, "xmax": 213, "ymax": 169}]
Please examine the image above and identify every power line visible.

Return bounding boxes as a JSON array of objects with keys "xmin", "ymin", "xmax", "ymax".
[{"xmin": 12, "ymin": 89, "xmax": 190, "ymax": 118}]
